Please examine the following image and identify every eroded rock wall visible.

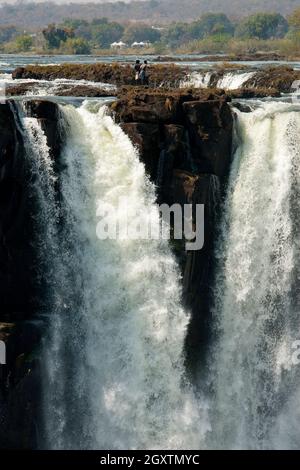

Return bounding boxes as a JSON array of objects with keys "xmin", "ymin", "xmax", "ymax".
[
  {"xmin": 113, "ymin": 88, "xmax": 233, "ymax": 369},
  {"xmin": 0, "ymin": 100, "xmax": 63, "ymax": 449}
]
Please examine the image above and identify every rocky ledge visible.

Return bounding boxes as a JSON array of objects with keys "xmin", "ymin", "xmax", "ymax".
[
  {"xmin": 243, "ymin": 66, "xmax": 300, "ymax": 93},
  {"xmin": 112, "ymin": 87, "xmax": 232, "ymax": 180},
  {"xmin": 155, "ymin": 52, "xmax": 289, "ymax": 62},
  {"xmin": 6, "ymin": 82, "xmax": 115, "ymax": 98},
  {"xmin": 112, "ymin": 87, "xmax": 233, "ymax": 367},
  {"xmin": 0, "ymin": 99, "xmax": 62, "ymax": 448},
  {"xmin": 11, "ymin": 63, "xmax": 300, "ymax": 98},
  {"xmin": 12, "ymin": 63, "xmax": 187, "ymax": 88}
]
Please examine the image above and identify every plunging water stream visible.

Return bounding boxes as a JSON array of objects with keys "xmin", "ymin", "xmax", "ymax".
[
  {"xmin": 209, "ymin": 102, "xmax": 300, "ymax": 449},
  {"xmin": 19, "ymin": 101, "xmax": 207, "ymax": 450}
]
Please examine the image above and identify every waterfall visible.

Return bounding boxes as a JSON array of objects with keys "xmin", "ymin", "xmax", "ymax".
[
  {"xmin": 209, "ymin": 101, "xmax": 300, "ymax": 449},
  {"xmin": 18, "ymin": 100, "xmax": 208, "ymax": 450},
  {"xmin": 180, "ymin": 71, "xmax": 212, "ymax": 88},
  {"xmin": 12, "ymin": 103, "xmax": 62, "ymax": 311},
  {"xmin": 16, "ymin": 94, "xmax": 300, "ymax": 451},
  {"xmin": 180, "ymin": 71, "xmax": 256, "ymax": 90},
  {"xmin": 216, "ymin": 71, "xmax": 256, "ymax": 90}
]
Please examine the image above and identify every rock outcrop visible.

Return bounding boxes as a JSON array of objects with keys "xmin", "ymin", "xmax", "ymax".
[
  {"xmin": 113, "ymin": 88, "xmax": 234, "ymax": 369},
  {"xmin": 12, "ymin": 63, "xmax": 187, "ymax": 88},
  {"xmin": 11, "ymin": 63, "xmax": 299, "ymax": 98},
  {"xmin": 0, "ymin": 102, "xmax": 35, "ymax": 319},
  {"xmin": 155, "ymin": 52, "xmax": 288, "ymax": 62},
  {"xmin": 0, "ymin": 100, "xmax": 63, "ymax": 449},
  {"xmin": 243, "ymin": 66, "xmax": 300, "ymax": 93},
  {"xmin": 113, "ymin": 88, "xmax": 233, "ymax": 179},
  {"xmin": 6, "ymin": 82, "xmax": 114, "ymax": 98}
]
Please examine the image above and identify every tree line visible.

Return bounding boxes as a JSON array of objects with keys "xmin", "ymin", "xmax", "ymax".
[{"xmin": 1, "ymin": 10, "xmax": 300, "ymax": 54}]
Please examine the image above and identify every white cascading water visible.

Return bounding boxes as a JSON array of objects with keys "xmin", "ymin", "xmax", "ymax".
[
  {"xmin": 216, "ymin": 71, "xmax": 256, "ymax": 90},
  {"xmin": 209, "ymin": 101, "xmax": 300, "ymax": 449},
  {"xmin": 180, "ymin": 71, "xmax": 212, "ymax": 88},
  {"xmin": 180, "ymin": 71, "xmax": 255, "ymax": 90},
  {"xmin": 20, "ymin": 101, "xmax": 208, "ymax": 450}
]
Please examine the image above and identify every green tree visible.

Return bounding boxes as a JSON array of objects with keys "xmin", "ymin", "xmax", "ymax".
[
  {"xmin": 122, "ymin": 24, "xmax": 161, "ymax": 44},
  {"xmin": 0, "ymin": 25, "xmax": 18, "ymax": 44},
  {"xmin": 288, "ymin": 7, "xmax": 300, "ymax": 31},
  {"xmin": 287, "ymin": 7, "xmax": 300, "ymax": 46},
  {"xmin": 92, "ymin": 20, "xmax": 124, "ymax": 48},
  {"xmin": 189, "ymin": 13, "xmax": 234, "ymax": 40},
  {"xmin": 235, "ymin": 13, "xmax": 288, "ymax": 40},
  {"xmin": 61, "ymin": 37, "xmax": 91, "ymax": 54},
  {"xmin": 15, "ymin": 34, "xmax": 33, "ymax": 52},
  {"xmin": 62, "ymin": 18, "xmax": 89, "ymax": 30},
  {"xmin": 161, "ymin": 23, "xmax": 190, "ymax": 48},
  {"xmin": 42, "ymin": 24, "xmax": 74, "ymax": 49}
]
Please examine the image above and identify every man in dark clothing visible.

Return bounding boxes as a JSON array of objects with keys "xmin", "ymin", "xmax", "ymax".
[
  {"xmin": 134, "ymin": 60, "xmax": 141, "ymax": 85},
  {"xmin": 139, "ymin": 60, "xmax": 149, "ymax": 85}
]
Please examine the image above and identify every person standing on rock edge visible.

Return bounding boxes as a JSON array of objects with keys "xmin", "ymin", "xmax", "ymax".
[
  {"xmin": 134, "ymin": 60, "xmax": 141, "ymax": 85},
  {"xmin": 139, "ymin": 60, "xmax": 149, "ymax": 85}
]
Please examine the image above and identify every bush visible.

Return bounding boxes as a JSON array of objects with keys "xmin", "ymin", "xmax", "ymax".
[
  {"xmin": 15, "ymin": 34, "xmax": 33, "ymax": 52},
  {"xmin": 188, "ymin": 13, "xmax": 234, "ymax": 39},
  {"xmin": 43, "ymin": 24, "xmax": 74, "ymax": 49},
  {"xmin": 122, "ymin": 24, "xmax": 161, "ymax": 44},
  {"xmin": 0, "ymin": 25, "xmax": 18, "ymax": 44},
  {"xmin": 92, "ymin": 20, "xmax": 124, "ymax": 48},
  {"xmin": 235, "ymin": 13, "xmax": 288, "ymax": 40},
  {"xmin": 177, "ymin": 33, "xmax": 232, "ymax": 54},
  {"xmin": 163, "ymin": 22, "xmax": 190, "ymax": 48},
  {"xmin": 61, "ymin": 37, "xmax": 91, "ymax": 54}
]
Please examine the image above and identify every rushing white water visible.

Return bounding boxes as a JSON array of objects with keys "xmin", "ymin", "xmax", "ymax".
[
  {"xmin": 180, "ymin": 71, "xmax": 212, "ymax": 88},
  {"xmin": 0, "ymin": 75, "xmax": 116, "ymax": 97},
  {"xmin": 181, "ymin": 70, "xmax": 255, "ymax": 90},
  {"xmin": 216, "ymin": 71, "xmax": 256, "ymax": 90},
  {"xmin": 209, "ymin": 101, "xmax": 300, "ymax": 450},
  {"xmin": 19, "ymin": 110, "xmax": 62, "ymax": 305},
  {"xmin": 22, "ymin": 101, "xmax": 208, "ymax": 450}
]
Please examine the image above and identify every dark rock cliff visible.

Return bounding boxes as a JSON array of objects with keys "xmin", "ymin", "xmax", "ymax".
[
  {"xmin": 0, "ymin": 103, "xmax": 37, "ymax": 320},
  {"xmin": 113, "ymin": 88, "xmax": 233, "ymax": 370},
  {"xmin": 0, "ymin": 99, "xmax": 62, "ymax": 449}
]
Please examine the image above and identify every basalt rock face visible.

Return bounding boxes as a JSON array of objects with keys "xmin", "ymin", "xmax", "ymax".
[
  {"xmin": 0, "ymin": 99, "xmax": 63, "ymax": 449},
  {"xmin": 0, "ymin": 101, "xmax": 41, "ymax": 448},
  {"xmin": 113, "ymin": 88, "xmax": 234, "ymax": 369},
  {"xmin": 112, "ymin": 88, "xmax": 233, "ymax": 179},
  {"xmin": 0, "ymin": 102, "xmax": 35, "ymax": 320}
]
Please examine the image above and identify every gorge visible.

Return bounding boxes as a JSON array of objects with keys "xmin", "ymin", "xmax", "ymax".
[{"xmin": 1, "ymin": 64, "xmax": 300, "ymax": 449}]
